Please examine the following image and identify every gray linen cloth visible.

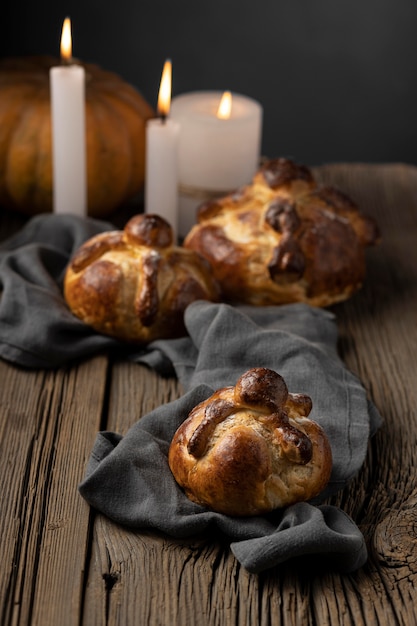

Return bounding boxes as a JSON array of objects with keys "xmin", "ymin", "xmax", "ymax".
[
  {"xmin": 0, "ymin": 214, "xmax": 121, "ymax": 367},
  {"xmin": 0, "ymin": 214, "xmax": 381, "ymax": 573}
]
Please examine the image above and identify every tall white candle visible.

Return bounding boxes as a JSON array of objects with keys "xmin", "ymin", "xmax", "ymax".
[
  {"xmin": 50, "ymin": 17, "xmax": 87, "ymax": 216},
  {"xmin": 145, "ymin": 59, "xmax": 179, "ymax": 239},
  {"xmin": 170, "ymin": 91, "xmax": 263, "ymax": 238}
]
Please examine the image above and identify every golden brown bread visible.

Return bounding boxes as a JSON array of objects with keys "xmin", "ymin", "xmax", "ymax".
[
  {"xmin": 184, "ymin": 158, "xmax": 380, "ymax": 307},
  {"xmin": 168, "ymin": 367, "xmax": 332, "ymax": 516},
  {"xmin": 64, "ymin": 214, "xmax": 220, "ymax": 343}
]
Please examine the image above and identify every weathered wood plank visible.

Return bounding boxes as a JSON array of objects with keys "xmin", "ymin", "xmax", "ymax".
[
  {"xmin": 0, "ymin": 356, "xmax": 109, "ymax": 626},
  {"xmin": 82, "ymin": 363, "xmax": 185, "ymax": 626},
  {"xmin": 0, "ymin": 363, "xmax": 49, "ymax": 626},
  {"xmin": 319, "ymin": 163, "xmax": 417, "ymax": 626}
]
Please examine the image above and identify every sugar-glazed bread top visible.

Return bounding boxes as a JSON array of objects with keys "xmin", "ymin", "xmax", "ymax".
[
  {"xmin": 184, "ymin": 158, "xmax": 380, "ymax": 307},
  {"xmin": 169, "ymin": 367, "xmax": 333, "ymax": 517},
  {"xmin": 64, "ymin": 214, "xmax": 220, "ymax": 343}
]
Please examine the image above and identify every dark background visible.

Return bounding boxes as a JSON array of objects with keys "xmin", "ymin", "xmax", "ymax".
[{"xmin": 2, "ymin": 0, "xmax": 416, "ymax": 166}]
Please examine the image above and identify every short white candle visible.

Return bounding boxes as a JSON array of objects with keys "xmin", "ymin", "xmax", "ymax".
[
  {"xmin": 170, "ymin": 91, "xmax": 263, "ymax": 238},
  {"xmin": 50, "ymin": 17, "xmax": 87, "ymax": 216},
  {"xmin": 145, "ymin": 59, "xmax": 179, "ymax": 239}
]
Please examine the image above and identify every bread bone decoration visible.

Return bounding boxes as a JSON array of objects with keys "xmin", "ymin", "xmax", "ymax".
[
  {"xmin": 168, "ymin": 367, "xmax": 332, "ymax": 516},
  {"xmin": 64, "ymin": 214, "xmax": 220, "ymax": 343},
  {"xmin": 184, "ymin": 158, "xmax": 380, "ymax": 307}
]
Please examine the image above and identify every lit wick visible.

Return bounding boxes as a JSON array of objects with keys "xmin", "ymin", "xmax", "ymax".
[
  {"xmin": 60, "ymin": 17, "xmax": 73, "ymax": 66},
  {"xmin": 217, "ymin": 91, "xmax": 232, "ymax": 120},
  {"xmin": 157, "ymin": 59, "xmax": 172, "ymax": 124}
]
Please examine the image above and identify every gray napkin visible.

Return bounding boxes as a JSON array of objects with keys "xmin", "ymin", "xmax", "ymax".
[
  {"xmin": 0, "ymin": 214, "xmax": 122, "ymax": 367},
  {"xmin": 138, "ymin": 301, "xmax": 382, "ymax": 486},
  {"xmin": 80, "ymin": 301, "xmax": 382, "ymax": 573},
  {"xmin": 0, "ymin": 214, "xmax": 380, "ymax": 572},
  {"xmin": 79, "ymin": 385, "xmax": 370, "ymax": 574}
]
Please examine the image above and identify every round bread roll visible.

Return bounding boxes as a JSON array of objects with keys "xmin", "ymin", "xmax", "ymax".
[
  {"xmin": 168, "ymin": 367, "xmax": 332, "ymax": 516},
  {"xmin": 64, "ymin": 213, "xmax": 220, "ymax": 343},
  {"xmin": 184, "ymin": 158, "xmax": 380, "ymax": 307}
]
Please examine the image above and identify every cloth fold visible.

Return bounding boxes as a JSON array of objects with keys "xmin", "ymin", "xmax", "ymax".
[
  {"xmin": 79, "ymin": 386, "xmax": 367, "ymax": 574},
  {"xmin": 0, "ymin": 214, "xmax": 381, "ymax": 572},
  {"xmin": 0, "ymin": 214, "xmax": 121, "ymax": 367},
  {"xmin": 137, "ymin": 301, "xmax": 382, "ymax": 489}
]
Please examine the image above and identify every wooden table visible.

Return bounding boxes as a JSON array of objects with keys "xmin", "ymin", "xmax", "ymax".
[{"xmin": 1, "ymin": 163, "xmax": 416, "ymax": 626}]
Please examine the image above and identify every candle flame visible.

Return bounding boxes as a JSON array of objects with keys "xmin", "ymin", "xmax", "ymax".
[
  {"xmin": 60, "ymin": 17, "xmax": 72, "ymax": 62},
  {"xmin": 157, "ymin": 59, "xmax": 172, "ymax": 118},
  {"xmin": 217, "ymin": 91, "xmax": 232, "ymax": 120}
]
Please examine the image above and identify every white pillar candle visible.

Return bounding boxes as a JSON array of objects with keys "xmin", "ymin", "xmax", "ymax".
[
  {"xmin": 145, "ymin": 60, "xmax": 179, "ymax": 240},
  {"xmin": 50, "ymin": 17, "xmax": 87, "ymax": 216},
  {"xmin": 170, "ymin": 91, "xmax": 263, "ymax": 238}
]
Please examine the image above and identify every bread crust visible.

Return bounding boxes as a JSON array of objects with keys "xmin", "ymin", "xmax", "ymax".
[
  {"xmin": 168, "ymin": 367, "xmax": 333, "ymax": 516},
  {"xmin": 64, "ymin": 214, "xmax": 220, "ymax": 343},
  {"xmin": 184, "ymin": 158, "xmax": 380, "ymax": 307}
]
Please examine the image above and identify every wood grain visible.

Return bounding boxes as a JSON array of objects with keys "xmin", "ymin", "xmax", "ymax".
[
  {"xmin": 0, "ymin": 357, "xmax": 108, "ymax": 626},
  {"xmin": 1, "ymin": 163, "xmax": 417, "ymax": 625}
]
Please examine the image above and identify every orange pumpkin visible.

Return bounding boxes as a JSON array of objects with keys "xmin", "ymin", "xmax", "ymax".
[{"xmin": 0, "ymin": 56, "xmax": 155, "ymax": 217}]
